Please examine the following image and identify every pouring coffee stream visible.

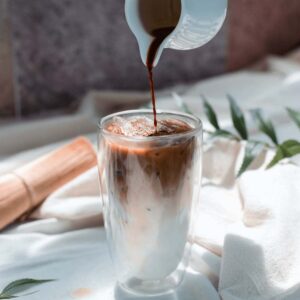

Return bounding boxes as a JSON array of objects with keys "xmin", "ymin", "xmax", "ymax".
[
  {"xmin": 125, "ymin": 0, "xmax": 228, "ymax": 129},
  {"xmin": 146, "ymin": 27, "xmax": 177, "ymax": 129}
]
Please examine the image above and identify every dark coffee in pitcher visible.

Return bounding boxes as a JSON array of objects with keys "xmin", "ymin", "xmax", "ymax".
[{"xmin": 138, "ymin": 0, "xmax": 182, "ymax": 129}]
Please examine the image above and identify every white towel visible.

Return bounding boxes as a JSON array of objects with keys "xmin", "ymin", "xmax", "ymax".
[
  {"xmin": 196, "ymin": 139, "xmax": 300, "ymax": 300},
  {"xmin": 2, "ymin": 137, "xmax": 298, "ymax": 300},
  {"xmin": 219, "ymin": 165, "xmax": 300, "ymax": 300},
  {"xmin": 1, "ymin": 66, "xmax": 300, "ymax": 299}
]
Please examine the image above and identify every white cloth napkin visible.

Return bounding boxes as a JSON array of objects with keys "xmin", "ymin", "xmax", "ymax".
[
  {"xmin": 196, "ymin": 139, "xmax": 300, "ymax": 300},
  {"xmin": 2, "ymin": 137, "xmax": 299, "ymax": 300},
  {"xmin": 0, "ymin": 226, "xmax": 220, "ymax": 300},
  {"xmin": 220, "ymin": 165, "xmax": 300, "ymax": 300},
  {"xmin": 1, "ymin": 64, "xmax": 300, "ymax": 299},
  {"xmin": 0, "ymin": 148, "xmax": 222, "ymax": 300}
]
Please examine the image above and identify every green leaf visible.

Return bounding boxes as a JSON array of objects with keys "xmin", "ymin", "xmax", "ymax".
[
  {"xmin": 202, "ymin": 96, "xmax": 220, "ymax": 130},
  {"xmin": 251, "ymin": 109, "xmax": 278, "ymax": 145},
  {"xmin": 209, "ymin": 129, "xmax": 240, "ymax": 140},
  {"xmin": 181, "ymin": 102, "xmax": 193, "ymax": 115},
  {"xmin": 288, "ymin": 145, "xmax": 300, "ymax": 155},
  {"xmin": 287, "ymin": 107, "xmax": 300, "ymax": 129},
  {"xmin": 227, "ymin": 95, "xmax": 248, "ymax": 140},
  {"xmin": 0, "ymin": 295, "xmax": 17, "ymax": 299},
  {"xmin": 237, "ymin": 141, "xmax": 264, "ymax": 177},
  {"xmin": 267, "ymin": 140, "xmax": 300, "ymax": 169},
  {"xmin": 1, "ymin": 279, "xmax": 54, "ymax": 298},
  {"xmin": 173, "ymin": 93, "xmax": 193, "ymax": 115},
  {"xmin": 267, "ymin": 146, "xmax": 285, "ymax": 169},
  {"xmin": 281, "ymin": 140, "xmax": 300, "ymax": 157},
  {"xmin": 281, "ymin": 139, "xmax": 299, "ymax": 148}
]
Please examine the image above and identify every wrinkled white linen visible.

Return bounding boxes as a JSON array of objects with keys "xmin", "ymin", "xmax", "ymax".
[
  {"xmin": 219, "ymin": 165, "xmax": 300, "ymax": 300},
  {"xmin": 2, "ymin": 139, "xmax": 299, "ymax": 300},
  {"xmin": 197, "ymin": 139, "xmax": 300, "ymax": 300},
  {"xmin": 0, "ymin": 226, "xmax": 220, "ymax": 300},
  {"xmin": 1, "ymin": 59, "xmax": 300, "ymax": 300}
]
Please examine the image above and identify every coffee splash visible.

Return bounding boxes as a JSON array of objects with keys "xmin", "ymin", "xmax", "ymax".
[{"xmin": 138, "ymin": 0, "xmax": 181, "ymax": 130}]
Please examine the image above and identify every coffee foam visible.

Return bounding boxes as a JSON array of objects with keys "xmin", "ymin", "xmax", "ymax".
[{"xmin": 106, "ymin": 116, "xmax": 192, "ymax": 137}]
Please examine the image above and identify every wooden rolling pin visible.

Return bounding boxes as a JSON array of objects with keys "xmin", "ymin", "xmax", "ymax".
[{"xmin": 0, "ymin": 137, "xmax": 97, "ymax": 230}]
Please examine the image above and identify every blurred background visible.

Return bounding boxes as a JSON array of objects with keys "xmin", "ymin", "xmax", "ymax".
[{"xmin": 1, "ymin": 0, "xmax": 300, "ymax": 119}]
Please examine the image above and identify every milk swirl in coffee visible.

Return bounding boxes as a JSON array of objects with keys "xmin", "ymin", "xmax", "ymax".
[{"xmin": 102, "ymin": 114, "xmax": 198, "ymax": 281}]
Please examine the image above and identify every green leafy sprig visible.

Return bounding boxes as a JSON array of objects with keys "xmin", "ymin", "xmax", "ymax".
[
  {"xmin": 267, "ymin": 140, "xmax": 300, "ymax": 169},
  {"xmin": 287, "ymin": 107, "xmax": 300, "ymax": 129},
  {"xmin": 0, "ymin": 279, "xmax": 54, "ymax": 299},
  {"xmin": 251, "ymin": 109, "xmax": 278, "ymax": 145},
  {"xmin": 227, "ymin": 94, "xmax": 249, "ymax": 140},
  {"xmin": 202, "ymin": 95, "xmax": 239, "ymax": 140},
  {"xmin": 237, "ymin": 141, "xmax": 264, "ymax": 177},
  {"xmin": 175, "ymin": 94, "xmax": 300, "ymax": 177},
  {"xmin": 206, "ymin": 96, "xmax": 300, "ymax": 176}
]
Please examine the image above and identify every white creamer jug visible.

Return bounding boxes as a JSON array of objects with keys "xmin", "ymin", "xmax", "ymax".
[{"xmin": 125, "ymin": 0, "xmax": 227, "ymax": 67}]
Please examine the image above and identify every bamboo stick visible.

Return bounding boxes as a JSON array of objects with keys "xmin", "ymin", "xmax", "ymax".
[{"xmin": 0, "ymin": 137, "xmax": 97, "ymax": 230}]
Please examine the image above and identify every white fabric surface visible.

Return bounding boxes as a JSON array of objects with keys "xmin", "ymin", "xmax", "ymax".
[
  {"xmin": 197, "ymin": 139, "xmax": 300, "ymax": 300},
  {"xmin": 1, "ymin": 58, "xmax": 300, "ymax": 299},
  {"xmin": 220, "ymin": 165, "xmax": 300, "ymax": 300}
]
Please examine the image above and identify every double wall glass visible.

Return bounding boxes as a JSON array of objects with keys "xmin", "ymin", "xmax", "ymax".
[{"xmin": 98, "ymin": 110, "xmax": 202, "ymax": 295}]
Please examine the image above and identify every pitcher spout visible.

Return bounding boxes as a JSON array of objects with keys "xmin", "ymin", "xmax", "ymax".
[{"xmin": 125, "ymin": 0, "xmax": 182, "ymax": 67}]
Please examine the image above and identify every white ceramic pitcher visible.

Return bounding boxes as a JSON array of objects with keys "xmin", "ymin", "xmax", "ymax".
[{"xmin": 125, "ymin": 0, "xmax": 227, "ymax": 66}]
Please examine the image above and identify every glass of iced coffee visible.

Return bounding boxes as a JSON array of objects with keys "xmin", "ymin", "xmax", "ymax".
[{"xmin": 98, "ymin": 110, "xmax": 202, "ymax": 296}]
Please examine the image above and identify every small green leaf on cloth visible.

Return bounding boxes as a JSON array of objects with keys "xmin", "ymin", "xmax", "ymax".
[
  {"xmin": 287, "ymin": 107, "xmax": 300, "ymax": 129},
  {"xmin": 267, "ymin": 140, "xmax": 300, "ymax": 169},
  {"xmin": 202, "ymin": 96, "xmax": 220, "ymax": 130},
  {"xmin": 227, "ymin": 95, "xmax": 249, "ymax": 140},
  {"xmin": 251, "ymin": 109, "xmax": 278, "ymax": 145},
  {"xmin": 237, "ymin": 141, "xmax": 264, "ymax": 177},
  {"xmin": 0, "ymin": 279, "xmax": 55, "ymax": 299}
]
